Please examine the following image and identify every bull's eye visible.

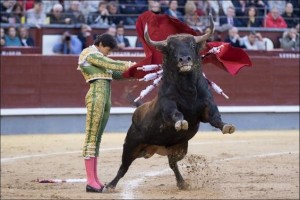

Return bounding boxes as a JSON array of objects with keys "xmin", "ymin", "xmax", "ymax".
[{"xmin": 191, "ymin": 43, "xmax": 195, "ymax": 49}]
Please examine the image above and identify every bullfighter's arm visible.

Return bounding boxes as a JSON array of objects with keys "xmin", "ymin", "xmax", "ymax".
[{"xmin": 86, "ymin": 53, "xmax": 133, "ymax": 73}]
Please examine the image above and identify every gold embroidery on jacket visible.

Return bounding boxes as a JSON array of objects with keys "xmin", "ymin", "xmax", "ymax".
[
  {"xmin": 81, "ymin": 71, "xmax": 112, "ymax": 82},
  {"xmin": 83, "ymin": 81, "xmax": 106, "ymax": 158},
  {"xmin": 78, "ymin": 45, "xmax": 129, "ymax": 82},
  {"xmin": 86, "ymin": 54, "xmax": 129, "ymax": 71}
]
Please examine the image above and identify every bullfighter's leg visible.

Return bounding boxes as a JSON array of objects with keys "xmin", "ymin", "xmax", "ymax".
[
  {"xmin": 83, "ymin": 80, "xmax": 110, "ymax": 191},
  {"xmin": 202, "ymin": 101, "xmax": 235, "ymax": 134},
  {"xmin": 168, "ymin": 142, "xmax": 189, "ymax": 190},
  {"xmin": 104, "ymin": 127, "xmax": 139, "ymax": 191}
]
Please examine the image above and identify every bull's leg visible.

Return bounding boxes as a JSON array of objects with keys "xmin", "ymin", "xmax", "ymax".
[
  {"xmin": 168, "ymin": 143, "xmax": 189, "ymax": 190},
  {"xmin": 202, "ymin": 101, "xmax": 235, "ymax": 134},
  {"xmin": 104, "ymin": 134, "xmax": 139, "ymax": 191},
  {"xmin": 162, "ymin": 101, "xmax": 188, "ymax": 131}
]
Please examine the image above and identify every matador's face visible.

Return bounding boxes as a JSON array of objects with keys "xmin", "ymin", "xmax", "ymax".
[{"xmin": 98, "ymin": 44, "xmax": 112, "ymax": 56}]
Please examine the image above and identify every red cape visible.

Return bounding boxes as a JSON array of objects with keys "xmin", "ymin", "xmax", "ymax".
[{"xmin": 122, "ymin": 11, "xmax": 252, "ymax": 78}]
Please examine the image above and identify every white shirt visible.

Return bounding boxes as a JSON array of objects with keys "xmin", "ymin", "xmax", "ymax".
[{"xmin": 241, "ymin": 36, "xmax": 265, "ymax": 50}]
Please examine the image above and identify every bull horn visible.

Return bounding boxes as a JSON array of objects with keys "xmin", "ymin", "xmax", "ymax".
[
  {"xmin": 144, "ymin": 23, "xmax": 167, "ymax": 48},
  {"xmin": 194, "ymin": 14, "xmax": 215, "ymax": 43}
]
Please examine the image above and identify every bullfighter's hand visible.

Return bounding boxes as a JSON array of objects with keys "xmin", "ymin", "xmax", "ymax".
[{"xmin": 129, "ymin": 61, "xmax": 136, "ymax": 67}]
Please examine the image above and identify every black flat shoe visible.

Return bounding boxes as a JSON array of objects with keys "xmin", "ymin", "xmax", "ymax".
[{"xmin": 86, "ymin": 185, "xmax": 104, "ymax": 193}]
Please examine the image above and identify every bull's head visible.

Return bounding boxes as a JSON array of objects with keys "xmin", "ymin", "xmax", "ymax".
[{"xmin": 144, "ymin": 15, "xmax": 214, "ymax": 73}]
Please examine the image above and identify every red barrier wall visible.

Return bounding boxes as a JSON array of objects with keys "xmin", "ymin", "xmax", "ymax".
[{"xmin": 1, "ymin": 51, "xmax": 299, "ymax": 108}]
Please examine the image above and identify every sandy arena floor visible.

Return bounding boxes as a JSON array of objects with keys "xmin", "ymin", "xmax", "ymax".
[{"xmin": 1, "ymin": 130, "xmax": 299, "ymax": 199}]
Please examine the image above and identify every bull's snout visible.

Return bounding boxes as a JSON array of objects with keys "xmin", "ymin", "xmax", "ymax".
[
  {"xmin": 178, "ymin": 56, "xmax": 191, "ymax": 63},
  {"xmin": 178, "ymin": 55, "xmax": 193, "ymax": 72}
]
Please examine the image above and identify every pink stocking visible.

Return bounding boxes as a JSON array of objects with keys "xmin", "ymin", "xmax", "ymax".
[
  {"xmin": 84, "ymin": 157, "xmax": 100, "ymax": 189},
  {"xmin": 94, "ymin": 157, "xmax": 104, "ymax": 187}
]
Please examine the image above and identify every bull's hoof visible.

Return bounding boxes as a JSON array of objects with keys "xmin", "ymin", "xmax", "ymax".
[
  {"xmin": 222, "ymin": 124, "xmax": 235, "ymax": 134},
  {"xmin": 177, "ymin": 181, "xmax": 189, "ymax": 190},
  {"xmin": 102, "ymin": 184, "xmax": 116, "ymax": 193},
  {"xmin": 175, "ymin": 120, "xmax": 189, "ymax": 132},
  {"xmin": 102, "ymin": 186, "xmax": 115, "ymax": 193}
]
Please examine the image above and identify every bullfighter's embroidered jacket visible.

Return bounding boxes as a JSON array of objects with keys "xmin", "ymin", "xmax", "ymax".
[{"xmin": 78, "ymin": 45, "xmax": 132, "ymax": 82}]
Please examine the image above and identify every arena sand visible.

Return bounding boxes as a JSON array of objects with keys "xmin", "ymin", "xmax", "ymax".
[{"xmin": 1, "ymin": 130, "xmax": 299, "ymax": 199}]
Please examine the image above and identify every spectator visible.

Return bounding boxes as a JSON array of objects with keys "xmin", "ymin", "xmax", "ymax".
[
  {"xmin": 207, "ymin": 0, "xmax": 234, "ymax": 17},
  {"xmin": 135, "ymin": 0, "xmax": 149, "ymax": 13},
  {"xmin": 287, "ymin": 0, "xmax": 300, "ymax": 17},
  {"xmin": 26, "ymin": 0, "xmax": 47, "ymax": 25},
  {"xmin": 115, "ymin": 24, "xmax": 130, "ymax": 49},
  {"xmin": 119, "ymin": 0, "xmax": 148, "ymax": 14},
  {"xmin": 9, "ymin": 2, "xmax": 24, "ymax": 24},
  {"xmin": 4, "ymin": 26, "xmax": 22, "ymax": 46},
  {"xmin": 241, "ymin": 31, "xmax": 265, "ymax": 50},
  {"xmin": 135, "ymin": 37, "xmax": 143, "ymax": 47},
  {"xmin": 1, "ymin": 27, "xmax": 6, "ymax": 46},
  {"xmin": 280, "ymin": 28, "xmax": 299, "ymax": 51},
  {"xmin": 0, "ymin": 0, "xmax": 16, "ymax": 23},
  {"xmin": 281, "ymin": 2, "xmax": 298, "ymax": 28},
  {"xmin": 106, "ymin": 26, "xmax": 117, "ymax": 36},
  {"xmin": 231, "ymin": 0, "xmax": 248, "ymax": 20},
  {"xmin": 47, "ymin": 3, "xmax": 71, "ymax": 24},
  {"xmin": 18, "ymin": 26, "xmax": 34, "ymax": 46},
  {"xmin": 18, "ymin": 0, "xmax": 34, "ymax": 11},
  {"xmin": 148, "ymin": 0, "xmax": 161, "ymax": 14},
  {"xmin": 79, "ymin": 1, "xmax": 99, "ymax": 22},
  {"xmin": 219, "ymin": 6, "xmax": 243, "ymax": 27},
  {"xmin": 80, "ymin": 0, "xmax": 99, "ymax": 13},
  {"xmin": 42, "ymin": 0, "xmax": 60, "ymax": 13},
  {"xmin": 183, "ymin": 1, "xmax": 202, "ymax": 27},
  {"xmin": 164, "ymin": 0, "xmax": 184, "ymax": 22},
  {"xmin": 195, "ymin": 1, "xmax": 218, "ymax": 22},
  {"xmin": 65, "ymin": 0, "xmax": 85, "ymax": 24},
  {"xmin": 193, "ymin": 0, "xmax": 208, "ymax": 16},
  {"xmin": 250, "ymin": 0, "xmax": 269, "ymax": 17},
  {"xmin": 77, "ymin": 24, "xmax": 92, "ymax": 50},
  {"xmin": 224, "ymin": 26, "xmax": 245, "ymax": 48},
  {"xmin": 268, "ymin": 0, "xmax": 286, "ymax": 15},
  {"xmin": 177, "ymin": 0, "xmax": 187, "ymax": 15},
  {"xmin": 264, "ymin": 7, "xmax": 287, "ymax": 28},
  {"xmin": 107, "ymin": 1, "xmax": 124, "ymax": 26},
  {"xmin": 53, "ymin": 31, "xmax": 82, "ymax": 54},
  {"xmin": 243, "ymin": 6, "xmax": 263, "ymax": 27},
  {"xmin": 296, "ymin": 23, "xmax": 300, "ymax": 34},
  {"xmin": 159, "ymin": 0, "xmax": 170, "ymax": 13},
  {"xmin": 119, "ymin": 0, "xmax": 145, "ymax": 25},
  {"xmin": 87, "ymin": 1, "xmax": 109, "ymax": 26}
]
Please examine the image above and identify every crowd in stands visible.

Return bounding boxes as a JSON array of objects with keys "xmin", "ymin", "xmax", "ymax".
[{"xmin": 0, "ymin": 0, "xmax": 299, "ymax": 52}]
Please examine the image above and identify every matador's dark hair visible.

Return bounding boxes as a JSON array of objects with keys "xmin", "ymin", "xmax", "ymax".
[{"xmin": 94, "ymin": 34, "xmax": 117, "ymax": 49}]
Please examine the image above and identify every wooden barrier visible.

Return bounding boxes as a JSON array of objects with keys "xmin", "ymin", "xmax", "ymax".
[{"xmin": 1, "ymin": 50, "xmax": 299, "ymax": 108}]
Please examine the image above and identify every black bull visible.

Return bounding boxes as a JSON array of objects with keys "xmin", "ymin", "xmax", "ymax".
[{"xmin": 105, "ymin": 16, "xmax": 235, "ymax": 191}]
